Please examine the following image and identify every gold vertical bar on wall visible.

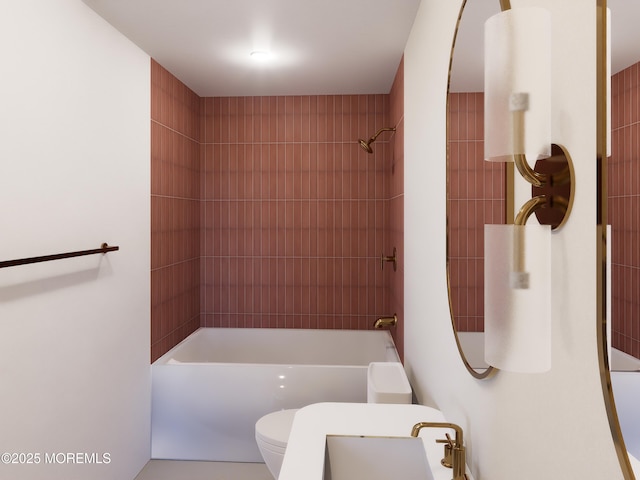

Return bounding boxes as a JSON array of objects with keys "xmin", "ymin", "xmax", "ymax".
[
  {"xmin": 596, "ymin": 1, "xmax": 634, "ymax": 478},
  {"xmin": 505, "ymin": 163, "xmax": 514, "ymax": 224},
  {"xmin": 499, "ymin": 0, "xmax": 512, "ymax": 11}
]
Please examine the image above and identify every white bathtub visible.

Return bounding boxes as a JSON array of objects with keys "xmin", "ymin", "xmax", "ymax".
[
  {"xmin": 611, "ymin": 348, "xmax": 640, "ymax": 372},
  {"xmin": 150, "ymin": 327, "xmax": 401, "ymax": 462},
  {"xmin": 610, "ymin": 348, "xmax": 640, "ymax": 468}
]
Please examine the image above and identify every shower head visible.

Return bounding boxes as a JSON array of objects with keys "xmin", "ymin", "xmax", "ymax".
[
  {"xmin": 357, "ymin": 127, "xmax": 396, "ymax": 154},
  {"xmin": 358, "ymin": 138, "xmax": 374, "ymax": 154}
]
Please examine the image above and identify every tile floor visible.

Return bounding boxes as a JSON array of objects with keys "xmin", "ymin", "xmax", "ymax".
[{"xmin": 134, "ymin": 460, "xmax": 272, "ymax": 480}]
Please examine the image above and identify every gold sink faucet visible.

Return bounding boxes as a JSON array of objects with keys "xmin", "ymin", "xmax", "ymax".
[{"xmin": 411, "ymin": 422, "xmax": 467, "ymax": 480}]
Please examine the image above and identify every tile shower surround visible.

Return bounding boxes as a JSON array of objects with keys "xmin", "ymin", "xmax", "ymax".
[
  {"xmin": 151, "ymin": 59, "xmax": 404, "ymax": 361},
  {"xmin": 151, "ymin": 60, "xmax": 201, "ymax": 361},
  {"xmin": 610, "ymin": 61, "xmax": 640, "ymax": 359}
]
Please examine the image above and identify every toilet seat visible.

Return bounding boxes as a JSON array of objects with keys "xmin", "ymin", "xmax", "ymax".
[{"xmin": 255, "ymin": 408, "xmax": 298, "ymax": 449}]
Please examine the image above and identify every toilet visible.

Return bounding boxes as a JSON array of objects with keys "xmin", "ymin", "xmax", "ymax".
[
  {"xmin": 254, "ymin": 408, "xmax": 298, "ymax": 479},
  {"xmin": 255, "ymin": 362, "xmax": 411, "ymax": 479}
]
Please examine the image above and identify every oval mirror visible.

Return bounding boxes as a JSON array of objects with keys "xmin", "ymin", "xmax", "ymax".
[{"xmin": 446, "ymin": 0, "xmax": 501, "ymax": 378}]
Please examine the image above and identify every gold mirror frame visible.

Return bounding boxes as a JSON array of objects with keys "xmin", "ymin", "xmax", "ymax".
[
  {"xmin": 446, "ymin": 1, "xmax": 637, "ymax": 475},
  {"xmin": 446, "ymin": 0, "xmax": 496, "ymax": 379},
  {"xmin": 596, "ymin": 1, "xmax": 635, "ymax": 478}
]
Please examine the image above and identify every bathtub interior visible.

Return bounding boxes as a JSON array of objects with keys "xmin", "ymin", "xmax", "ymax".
[
  {"xmin": 456, "ymin": 331, "xmax": 490, "ymax": 371},
  {"xmin": 609, "ymin": 348, "xmax": 640, "ymax": 466},
  {"xmin": 611, "ymin": 371, "xmax": 640, "ymax": 465},
  {"xmin": 610, "ymin": 347, "xmax": 640, "ymax": 372},
  {"xmin": 155, "ymin": 327, "xmax": 400, "ymax": 365}
]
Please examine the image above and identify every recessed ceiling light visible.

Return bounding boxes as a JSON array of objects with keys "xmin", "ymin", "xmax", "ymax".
[{"xmin": 250, "ymin": 50, "xmax": 271, "ymax": 61}]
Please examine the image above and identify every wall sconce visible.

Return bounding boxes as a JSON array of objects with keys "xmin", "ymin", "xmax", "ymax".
[{"xmin": 483, "ymin": 5, "xmax": 575, "ymax": 373}]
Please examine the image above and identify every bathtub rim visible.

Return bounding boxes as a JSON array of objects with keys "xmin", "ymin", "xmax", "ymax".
[
  {"xmin": 153, "ymin": 327, "xmax": 400, "ymax": 366},
  {"xmin": 610, "ymin": 347, "xmax": 640, "ymax": 372}
]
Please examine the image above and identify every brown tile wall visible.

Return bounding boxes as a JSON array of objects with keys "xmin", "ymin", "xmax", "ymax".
[
  {"xmin": 610, "ymin": 61, "xmax": 640, "ymax": 358},
  {"xmin": 447, "ymin": 92, "xmax": 505, "ymax": 332},
  {"xmin": 200, "ymin": 94, "xmax": 392, "ymax": 330},
  {"xmin": 150, "ymin": 60, "xmax": 201, "ymax": 361}
]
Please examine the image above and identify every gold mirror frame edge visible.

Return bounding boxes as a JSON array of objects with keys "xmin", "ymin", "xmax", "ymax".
[
  {"xmin": 446, "ymin": 267, "xmax": 497, "ymax": 379},
  {"xmin": 596, "ymin": 1, "xmax": 635, "ymax": 478},
  {"xmin": 446, "ymin": 0, "xmax": 496, "ymax": 380}
]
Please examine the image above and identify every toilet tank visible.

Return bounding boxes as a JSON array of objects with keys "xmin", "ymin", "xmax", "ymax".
[{"xmin": 367, "ymin": 362, "xmax": 412, "ymax": 404}]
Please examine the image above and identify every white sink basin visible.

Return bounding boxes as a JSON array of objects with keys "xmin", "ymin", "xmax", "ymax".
[
  {"xmin": 278, "ymin": 403, "xmax": 474, "ymax": 480},
  {"xmin": 324, "ymin": 435, "xmax": 434, "ymax": 480}
]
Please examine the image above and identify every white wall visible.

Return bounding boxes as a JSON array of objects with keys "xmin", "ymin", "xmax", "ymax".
[
  {"xmin": 0, "ymin": 1, "xmax": 150, "ymax": 479},
  {"xmin": 404, "ymin": 1, "xmax": 626, "ymax": 478}
]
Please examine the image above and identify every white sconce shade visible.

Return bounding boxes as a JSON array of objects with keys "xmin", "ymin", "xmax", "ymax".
[
  {"xmin": 484, "ymin": 8, "xmax": 551, "ymax": 162},
  {"xmin": 484, "ymin": 224, "xmax": 551, "ymax": 373}
]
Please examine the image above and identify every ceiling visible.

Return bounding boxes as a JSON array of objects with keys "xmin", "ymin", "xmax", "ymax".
[
  {"xmin": 83, "ymin": 0, "xmax": 639, "ymax": 98},
  {"xmin": 82, "ymin": 0, "xmax": 421, "ymax": 97},
  {"xmin": 608, "ymin": 0, "xmax": 640, "ymax": 74}
]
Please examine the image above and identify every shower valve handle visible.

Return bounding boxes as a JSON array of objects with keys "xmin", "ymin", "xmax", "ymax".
[{"xmin": 380, "ymin": 247, "xmax": 397, "ymax": 271}]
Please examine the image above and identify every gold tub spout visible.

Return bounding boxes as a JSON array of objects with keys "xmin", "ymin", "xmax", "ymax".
[
  {"xmin": 411, "ymin": 422, "xmax": 467, "ymax": 480},
  {"xmin": 373, "ymin": 314, "xmax": 397, "ymax": 329}
]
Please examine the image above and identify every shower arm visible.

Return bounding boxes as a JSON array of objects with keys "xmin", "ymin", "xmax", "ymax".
[{"xmin": 367, "ymin": 127, "xmax": 396, "ymax": 144}]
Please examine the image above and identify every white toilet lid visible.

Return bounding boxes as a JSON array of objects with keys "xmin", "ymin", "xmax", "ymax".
[{"xmin": 255, "ymin": 409, "xmax": 298, "ymax": 448}]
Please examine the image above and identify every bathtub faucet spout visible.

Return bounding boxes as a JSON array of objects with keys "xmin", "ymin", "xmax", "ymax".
[{"xmin": 373, "ymin": 314, "xmax": 397, "ymax": 329}]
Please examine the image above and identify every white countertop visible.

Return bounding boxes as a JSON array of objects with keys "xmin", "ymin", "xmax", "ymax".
[{"xmin": 279, "ymin": 402, "xmax": 475, "ymax": 480}]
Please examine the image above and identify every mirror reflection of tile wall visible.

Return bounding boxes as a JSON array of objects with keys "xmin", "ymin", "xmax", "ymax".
[
  {"xmin": 447, "ymin": 92, "xmax": 505, "ymax": 332},
  {"xmin": 609, "ymin": 61, "xmax": 640, "ymax": 359}
]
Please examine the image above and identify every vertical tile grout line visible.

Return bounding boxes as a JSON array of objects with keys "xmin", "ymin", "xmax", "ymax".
[
  {"xmin": 226, "ymin": 97, "xmax": 231, "ymax": 327},
  {"xmin": 309, "ymin": 96, "xmax": 313, "ymax": 329},
  {"xmin": 337, "ymin": 95, "xmax": 342, "ymax": 329},
  {"xmin": 203, "ymin": 99, "xmax": 207, "ymax": 327},
  {"xmin": 265, "ymin": 96, "xmax": 269, "ymax": 329},
  {"xmin": 284, "ymin": 96, "xmax": 288, "ymax": 328},
  {"xmin": 338, "ymin": 95, "xmax": 344, "ymax": 330},
  {"xmin": 251, "ymin": 98, "xmax": 256, "ymax": 328},
  {"xmin": 316, "ymin": 96, "xmax": 319, "ymax": 329}
]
